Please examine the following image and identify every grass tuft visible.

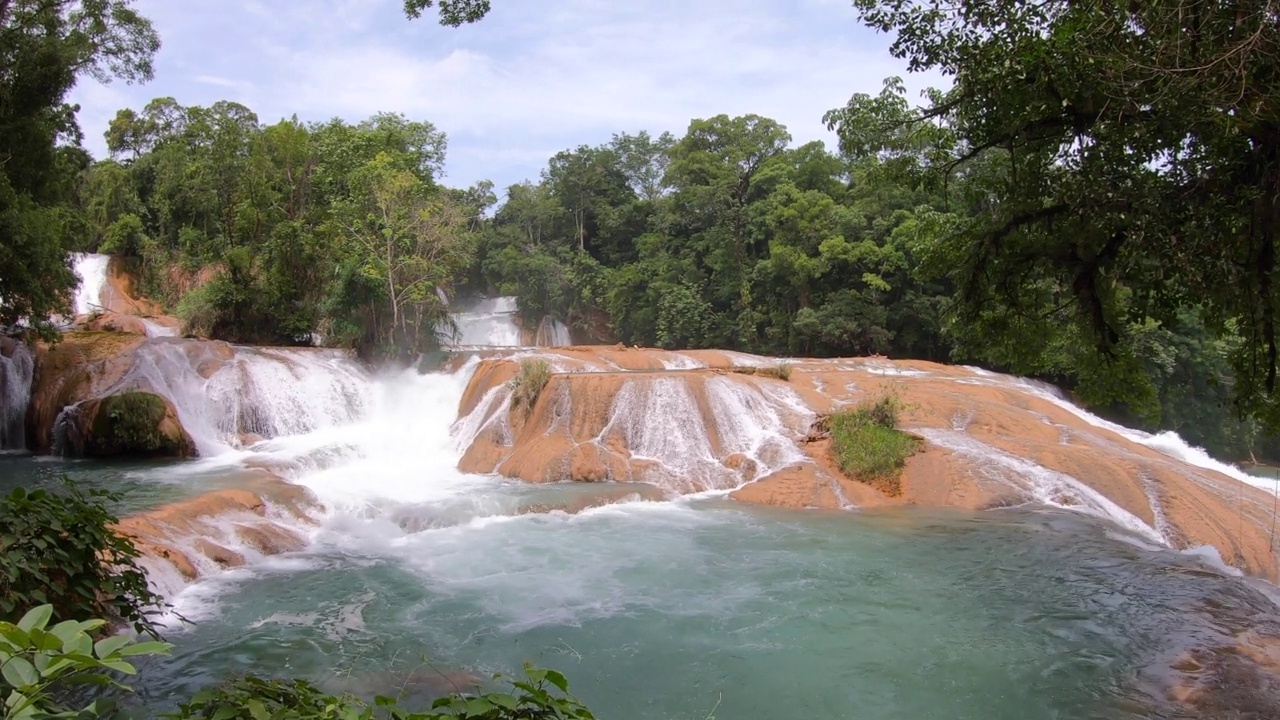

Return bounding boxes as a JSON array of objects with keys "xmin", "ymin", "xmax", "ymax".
[
  {"xmin": 510, "ymin": 358, "xmax": 551, "ymax": 411},
  {"xmin": 829, "ymin": 393, "xmax": 921, "ymax": 496},
  {"xmin": 731, "ymin": 362, "xmax": 793, "ymax": 382}
]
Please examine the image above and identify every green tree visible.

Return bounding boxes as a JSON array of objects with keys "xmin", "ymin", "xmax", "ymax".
[
  {"xmin": 834, "ymin": 0, "xmax": 1280, "ymax": 427},
  {"xmin": 337, "ymin": 152, "xmax": 474, "ymax": 354},
  {"xmin": 0, "ymin": 0, "xmax": 158, "ymax": 333}
]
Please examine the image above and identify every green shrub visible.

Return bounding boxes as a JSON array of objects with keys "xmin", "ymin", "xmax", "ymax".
[
  {"xmin": 0, "ymin": 481, "xmax": 170, "ymax": 637},
  {"xmin": 0, "ymin": 604, "xmax": 171, "ymax": 719},
  {"xmin": 509, "ymin": 359, "xmax": 551, "ymax": 411},
  {"xmin": 758, "ymin": 362, "xmax": 792, "ymax": 381},
  {"xmin": 829, "ymin": 394, "xmax": 921, "ymax": 496},
  {"xmin": 168, "ymin": 664, "xmax": 595, "ymax": 720}
]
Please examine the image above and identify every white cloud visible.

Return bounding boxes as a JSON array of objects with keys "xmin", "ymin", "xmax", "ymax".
[
  {"xmin": 194, "ymin": 75, "xmax": 250, "ymax": 89},
  {"xmin": 70, "ymin": 0, "xmax": 945, "ymax": 189}
]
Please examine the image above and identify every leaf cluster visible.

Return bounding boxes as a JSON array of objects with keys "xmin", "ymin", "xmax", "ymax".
[
  {"xmin": 167, "ymin": 665, "xmax": 594, "ymax": 720},
  {"xmin": 0, "ymin": 604, "xmax": 171, "ymax": 719},
  {"xmin": 0, "ymin": 481, "xmax": 168, "ymax": 638}
]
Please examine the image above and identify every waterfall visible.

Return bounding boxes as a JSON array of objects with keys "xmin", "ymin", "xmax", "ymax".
[
  {"xmin": 140, "ymin": 318, "xmax": 178, "ymax": 338},
  {"xmin": 534, "ymin": 316, "xmax": 571, "ymax": 347},
  {"xmin": 72, "ymin": 253, "xmax": 112, "ymax": 316},
  {"xmin": 438, "ymin": 297, "xmax": 523, "ymax": 348},
  {"xmin": 915, "ymin": 428, "xmax": 1165, "ymax": 545},
  {"xmin": 589, "ymin": 375, "xmax": 812, "ymax": 494},
  {"xmin": 438, "ymin": 297, "xmax": 570, "ymax": 348},
  {"xmin": 0, "ymin": 342, "xmax": 33, "ymax": 450},
  {"xmin": 89, "ymin": 341, "xmax": 374, "ymax": 456}
]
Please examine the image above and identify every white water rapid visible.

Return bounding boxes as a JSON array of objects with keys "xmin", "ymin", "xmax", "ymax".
[{"xmin": 72, "ymin": 253, "xmax": 112, "ymax": 316}]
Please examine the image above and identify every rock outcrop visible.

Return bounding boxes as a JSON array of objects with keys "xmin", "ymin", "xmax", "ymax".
[
  {"xmin": 61, "ymin": 391, "xmax": 195, "ymax": 458},
  {"xmin": 454, "ymin": 347, "xmax": 1280, "ymax": 581},
  {"xmin": 113, "ymin": 470, "xmax": 318, "ymax": 598},
  {"xmin": 26, "ymin": 331, "xmax": 235, "ymax": 454}
]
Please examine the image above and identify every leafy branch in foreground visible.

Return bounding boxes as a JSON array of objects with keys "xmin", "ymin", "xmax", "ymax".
[
  {"xmin": 0, "ymin": 604, "xmax": 172, "ymax": 720},
  {"xmin": 169, "ymin": 664, "xmax": 595, "ymax": 720},
  {"xmin": 0, "ymin": 481, "xmax": 170, "ymax": 638},
  {"xmin": 403, "ymin": 0, "xmax": 492, "ymax": 26}
]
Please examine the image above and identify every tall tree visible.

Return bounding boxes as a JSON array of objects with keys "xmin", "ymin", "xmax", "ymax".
[
  {"xmin": 339, "ymin": 152, "xmax": 473, "ymax": 352},
  {"xmin": 0, "ymin": 0, "xmax": 158, "ymax": 332},
  {"xmin": 831, "ymin": 0, "xmax": 1280, "ymax": 425}
]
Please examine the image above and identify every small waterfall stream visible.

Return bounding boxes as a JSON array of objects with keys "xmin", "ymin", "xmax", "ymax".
[{"xmin": 0, "ymin": 342, "xmax": 33, "ymax": 450}]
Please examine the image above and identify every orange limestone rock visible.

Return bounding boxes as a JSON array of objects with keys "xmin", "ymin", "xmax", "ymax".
[
  {"xmin": 27, "ymin": 332, "xmax": 237, "ymax": 454},
  {"xmin": 452, "ymin": 347, "xmax": 1280, "ymax": 581},
  {"xmin": 112, "ymin": 471, "xmax": 319, "ymax": 597}
]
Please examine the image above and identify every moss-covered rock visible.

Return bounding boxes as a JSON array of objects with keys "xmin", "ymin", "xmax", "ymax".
[{"xmin": 80, "ymin": 391, "xmax": 195, "ymax": 458}]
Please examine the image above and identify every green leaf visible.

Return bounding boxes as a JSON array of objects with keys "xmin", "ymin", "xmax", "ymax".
[
  {"xmin": 245, "ymin": 697, "xmax": 270, "ymax": 720},
  {"xmin": 118, "ymin": 640, "xmax": 172, "ymax": 657},
  {"xmin": 544, "ymin": 669, "xmax": 569, "ymax": 692},
  {"xmin": 463, "ymin": 697, "xmax": 495, "ymax": 717},
  {"xmin": 98, "ymin": 659, "xmax": 137, "ymax": 675},
  {"xmin": 0, "ymin": 625, "xmax": 31, "ymax": 649},
  {"xmin": 94, "ymin": 634, "xmax": 134, "ymax": 659},
  {"xmin": 2, "ymin": 656, "xmax": 39, "ymax": 688},
  {"xmin": 16, "ymin": 606, "xmax": 52, "ymax": 633},
  {"xmin": 486, "ymin": 693, "xmax": 519, "ymax": 710}
]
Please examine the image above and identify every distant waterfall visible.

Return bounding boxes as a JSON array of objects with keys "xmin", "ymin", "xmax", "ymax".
[
  {"xmin": 438, "ymin": 297, "xmax": 523, "ymax": 348},
  {"xmin": 0, "ymin": 342, "xmax": 33, "ymax": 450},
  {"xmin": 534, "ymin": 316, "xmax": 572, "ymax": 347},
  {"xmin": 438, "ymin": 296, "xmax": 572, "ymax": 348},
  {"xmin": 72, "ymin": 253, "xmax": 112, "ymax": 316}
]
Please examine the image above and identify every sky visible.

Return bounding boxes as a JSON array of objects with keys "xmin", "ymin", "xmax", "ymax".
[{"xmin": 70, "ymin": 0, "xmax": 940, "ymax": 195}]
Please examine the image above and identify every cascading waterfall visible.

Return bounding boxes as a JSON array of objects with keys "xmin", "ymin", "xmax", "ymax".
[
  {"xmin": 81, "ymin": 341, "xmax": 373, "ymax": 457},
  {"xmin": 952, "ymin": 365, "xmax": 1279, "ymax": 494},
  {"xmin": 438, "ymin": 297, "xmax": 571, "ymax": 348},
  {"xmin": 0, "ymin": 342, "xmax": 33, "ymax": 450},
  {"xmin": 72, "ymin": 253, "xmax": 112, "ymax": 316},
  {"xmin": 140, "ymin": 318, "xmax": 178, "ymax": 337},
  {"xmin": 75, "ymin": 344, "xmax": 1280, "ymax": 719},
  {"xmin": 588, "ymin": 375, "xmax": 812, "ymax": 494}
]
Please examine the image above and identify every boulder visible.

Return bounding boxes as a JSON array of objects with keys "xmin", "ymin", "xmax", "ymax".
[{"xmin": 69, "ymin": 391, "xmax": 195, "ymax": 459}]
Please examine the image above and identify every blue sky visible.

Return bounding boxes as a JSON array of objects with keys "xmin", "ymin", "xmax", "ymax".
[{"xmin": 70, "ymin": 0, "xmax": 939, "ymax": 195}]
